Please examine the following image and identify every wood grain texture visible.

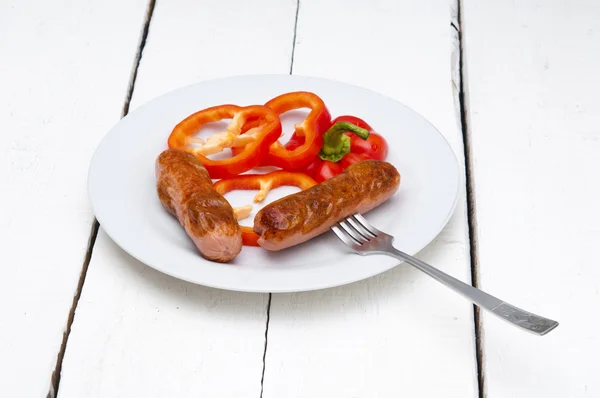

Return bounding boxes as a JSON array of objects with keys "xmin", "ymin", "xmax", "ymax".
[
  {"xmin": 0, "ymin": 1, "xmax": 148, "ymax": 396},
  {"xmin": 462, "ymin": 0, "xmax": 600, "ymax": 396},
  {"xmin": 262, "ymin": 0, "xmax": 479, "ymax": 397},
  {"xmin": 57, "ymin": 0, "xmax": 297, "ymax": 397}
]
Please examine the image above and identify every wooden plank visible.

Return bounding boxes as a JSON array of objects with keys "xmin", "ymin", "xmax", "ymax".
[
  {"xmin": 57, "ymin": 0, "xmax": 297, "ymax": 397},
  {"xmin": 262, "ymin": 0, "xmax": 479, "ymax": 397},
  {"xmin": 0, "ymin": 1, "xmax": 149, "ymax": 396},
  {"xmin": 462, "ymin": 0, "xmax": 600, "ymax": 396}
]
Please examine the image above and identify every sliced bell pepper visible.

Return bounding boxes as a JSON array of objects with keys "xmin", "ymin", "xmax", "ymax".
[
  {"xmin": 263, "ymin": 91, "xmax": 332, "ymax": 169},
  {"xmin": 213, "ymin": 171, "xmax": 317, "ymax": 246},
  {"xmin": 168, "ymin": 104, "xmax": 282, "ymax": 179}
]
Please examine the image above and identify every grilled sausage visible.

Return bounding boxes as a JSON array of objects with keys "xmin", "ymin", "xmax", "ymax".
[
  {"xmin": 156, "ymin": 149, "xmax": 242, "ymax": 262},
  {"xmin": 254, "ymin": 160, "xmax": 400, "ymax": 251}
]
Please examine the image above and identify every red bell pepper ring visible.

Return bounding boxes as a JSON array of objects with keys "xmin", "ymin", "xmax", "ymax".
[
  {"xmin": 263, "ymin": 91, "xmax": 332, "ymax": 169},
  {"xmin": 213, "ymin": 171, "xmax": 317, "ymax": 246},
  {"xmin": 168, "ymin": 104, "xmax": 282, "ymax": 179}
]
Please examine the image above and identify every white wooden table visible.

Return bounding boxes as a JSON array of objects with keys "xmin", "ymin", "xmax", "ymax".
[{"xmin": 1, "ymin": 0, "xmax": 598, "ymax": 396}]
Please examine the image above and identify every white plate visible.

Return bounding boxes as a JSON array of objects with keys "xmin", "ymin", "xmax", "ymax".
[{"xmin": 88, "ymin": 75, "xmax": 459, "ymax": 293}]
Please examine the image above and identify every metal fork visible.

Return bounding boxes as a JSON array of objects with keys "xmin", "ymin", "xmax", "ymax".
[{"xmin": 331, "ymin": 214, "xmax": 559, "ymax": 336}]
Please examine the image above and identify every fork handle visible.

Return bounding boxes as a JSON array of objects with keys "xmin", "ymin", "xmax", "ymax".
[{"xmin": 387, "ymin": 247, "xmax": 559, "ymax": 336}]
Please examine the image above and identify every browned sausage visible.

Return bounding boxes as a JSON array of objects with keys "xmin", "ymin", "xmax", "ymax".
[
  {"xmin": 253, "ymin": 160, "xmax": 400, "ymax": 251},
  {"xmin": 156, "ymin": 149, "xmax": 242, "ymax": 262}
]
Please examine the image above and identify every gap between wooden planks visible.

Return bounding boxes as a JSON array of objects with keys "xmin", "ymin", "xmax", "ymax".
[{"xmin": 454, "ymin": 0, "xmax": 485, "ymax": 396}]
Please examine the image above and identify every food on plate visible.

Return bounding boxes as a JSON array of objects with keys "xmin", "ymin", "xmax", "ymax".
[
  {"xmin": 301, "ymin": 115, "xmax": 389, "ymax": 182},
  {"xmin": 214, "ymin": 171, "xmax": 317, "ymax": 246},
  {"xmin": 156, "ymin": 149, "xmax": 242, "ymax": 262},
  {"xmin": 167, "ymin": 104, "xmax": 282, "ymax": 179},
  {"xmin": 317, "ymin": 121, "xmax": 370, "ymax": 162},
  {"xmin": 159, "ymin": 91, "xmax": 398, "ymax": 258},
  {"xmin": 332, "ymin": 115, "xmax": 388, "ymax": 161},
  {"xmin": 253, "ymin": 160, "xmax": 400, "ymax": 251},
  {"xmin": 263, "ymin": 91, "xmax": 332, "ymax": 169}
]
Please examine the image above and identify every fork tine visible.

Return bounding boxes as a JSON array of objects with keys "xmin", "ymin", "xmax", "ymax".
[
  {"xmin": 338, "ymin": 220, "xmax": 366, "ymax": 244},
  {"xmin": 331, "ymin": 225, "xmax": 361, "ymax": 247},
  {"xmin": 352, "ymin": 214, "xmax": 379, "ymax": 236},
  {"xmin": 346, "ymin": 216, "xmax": 374, "ymax": 239}
]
